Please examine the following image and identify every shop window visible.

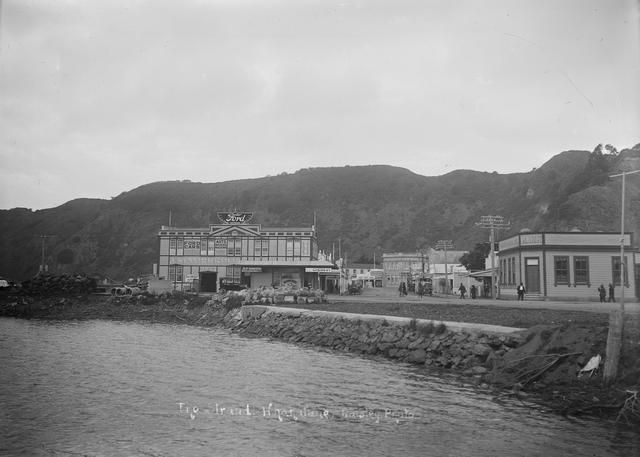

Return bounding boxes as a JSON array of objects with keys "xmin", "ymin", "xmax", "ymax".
[
  {"xmin": 554, "ymin": 256, "xmax": 569, "ymax": 286},
  {"xmin": 612, "ymin": 256, "xmax": 629, "ymax": 286},
  {"xmin": 574, "ymin": 256, "xmax": 590, "ymax": 285},
  {"xmin": 169, "ymin": 264, "xmax": 183, "ymax": 282}
]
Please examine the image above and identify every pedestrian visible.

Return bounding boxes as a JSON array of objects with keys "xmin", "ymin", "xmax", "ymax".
[
  {"xmin": 598, "ymin": 284, "xmax": 606, "ymax": 303},
  {"xmin": 470, "ymin": 284, "xmax": 477, "ymax": 299},
  {"xmin": 517, "ymin": 282, "xmax": 526, "ymax": 301},
  {"xmin": 399, "ymin": 281, "xmax": 407, "ymax": 297},
  {"xmin": 608, "ymin": 283, "xmax": 615, "ymax": 303},
  {"xmin": 458, "ymin": 283, "xmax": 466, "ymax": 299}
]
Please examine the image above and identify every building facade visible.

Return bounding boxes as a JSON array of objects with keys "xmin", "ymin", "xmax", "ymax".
[
  {"xmin": 498, "ymin": 231, "xmax": 638, "ymax": 301},
  {"xmin": 382, "ymin": 249, "xmax": 467, "ymax": 292},
  {"xmin": 157, "ymin": 211, "xmax": 334, "ymax": 292}
]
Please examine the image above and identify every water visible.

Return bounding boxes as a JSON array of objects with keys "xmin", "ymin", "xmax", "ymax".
[{"xmin": 0, "ymin": 318, "xmax": 637, "ymax": 457}]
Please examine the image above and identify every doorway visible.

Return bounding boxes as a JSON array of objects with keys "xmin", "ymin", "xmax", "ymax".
[
  {"xmin": 200, "ymin": 272, "xmax": 218, "ymax": 293},
  {"xmin": 525, "ymin": 257, "xmax": 540, "ymax": 293}
]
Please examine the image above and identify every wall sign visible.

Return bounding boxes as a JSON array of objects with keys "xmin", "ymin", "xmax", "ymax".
[{"xmin": 217, "ymin": 211, "xmax": 254, "ymax": 224}]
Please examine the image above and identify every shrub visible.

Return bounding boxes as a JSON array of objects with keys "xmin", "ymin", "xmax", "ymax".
[{"xmin": 224, "ymin": 294, "xmax": 243, "ymax": 312}]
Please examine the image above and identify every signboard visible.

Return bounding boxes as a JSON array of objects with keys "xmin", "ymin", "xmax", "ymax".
[
  {"xmin": 217, "ymin": 211, "xmax": 254, "ymax": 224},
  {"xmin": 242, "ymin": 267, "xmax": 262, "ymax": 273},
  {"xmin": 305, "ymin": 267, "xmax": 339, "ymax": 273}
]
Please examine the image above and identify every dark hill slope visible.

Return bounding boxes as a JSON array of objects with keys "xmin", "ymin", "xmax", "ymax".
[{"xmin": 1, "ymin": 145, "xmax": 638, "ymax": 281}]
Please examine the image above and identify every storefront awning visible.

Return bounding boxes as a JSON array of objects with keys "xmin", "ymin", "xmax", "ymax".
[
  {"xmin": 228, "ymin": 259, "xmax": 336, "ymax": 268},
  {"xmin": 468, "ymin": 269, "xmax": 496, "ymax": 278}
]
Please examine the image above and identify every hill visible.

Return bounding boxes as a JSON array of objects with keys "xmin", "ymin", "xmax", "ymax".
[{"xmin": 1, "ymin": 144, "xmax": 639, "ymax": 281}]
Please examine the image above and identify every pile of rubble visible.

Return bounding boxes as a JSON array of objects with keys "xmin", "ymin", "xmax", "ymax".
[{"xmin": 20, "ymin": 273, "xmax": 97, "ymax": 296}]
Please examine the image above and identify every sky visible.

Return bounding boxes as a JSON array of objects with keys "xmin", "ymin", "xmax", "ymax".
[{"xmin": 0, "ymin": 0, "xmax": 638, "ymax": 210}]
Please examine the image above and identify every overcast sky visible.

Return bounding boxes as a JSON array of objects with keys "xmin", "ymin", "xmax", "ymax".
[{"xmin": 0, "ymin": 0, "xmax": 638, "ymax": 210}]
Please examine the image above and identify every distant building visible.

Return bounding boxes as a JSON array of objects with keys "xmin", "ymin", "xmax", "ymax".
[
  {"xmin": 382, "ymin": 249, "xmax": 468, "ymax": 292},
  {"xmin": 497, "ymin": 231, "xmax": 638, "ymax": 301},
  {"xmin": 157, "ymin": 211, "xmax": 335, "ymax": 292},
  {"xmin": 342, "ymin": 263, "xmax": 382, "ymax": 288}
]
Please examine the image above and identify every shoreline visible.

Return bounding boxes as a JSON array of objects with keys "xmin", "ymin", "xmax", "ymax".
[{"xmin": 1, "ymin": 292, "xmax": 638, "ymax": 426}]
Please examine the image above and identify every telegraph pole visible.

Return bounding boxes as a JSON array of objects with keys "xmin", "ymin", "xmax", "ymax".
[
  {"xmin": 39, "ymin": 235, "xmax": 54, "ymax": 274},
  {"xmin": 475, "ymin": 216, "xmax": 510, "ymax": 299},
  {"xmin": 435, "ymin": 240, "xmax": 453, "ymax": 294},
  {"xmin": 603, "ymin": 169, "xmax": 640, "ymax": 384}
]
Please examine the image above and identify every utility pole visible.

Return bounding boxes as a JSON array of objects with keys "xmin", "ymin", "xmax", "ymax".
[
  {"xmin": 39, "ymin": 235, "xmax": 54, "ymax": 274},
  {"xmin": 603, "ymin": 169, "xmax": 640, "ymax": 384},
  {"xmin": 475, "ymin": 215, "xmax": 510, "ymax": 299},
  {"xmin": 435, "ymin": 240, "xmax": 453, "ymax": 294}
]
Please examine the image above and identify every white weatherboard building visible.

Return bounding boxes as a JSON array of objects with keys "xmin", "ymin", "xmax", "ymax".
[
  {"xmin": 157, "ymin": 211, "xmax": 335, "ymax": 292},
  {"xmin": 497, "ymin": 231, "xmax": 638, "ymax": 301}
]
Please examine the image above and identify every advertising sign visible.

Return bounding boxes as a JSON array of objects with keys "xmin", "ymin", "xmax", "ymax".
[
  {"xmin": 305, "ymin": 267, "xmax": 338, "ymax": 273},
  {"xmin": 217, "ymin": 211, "xmax": 254, "ymax": 224}
]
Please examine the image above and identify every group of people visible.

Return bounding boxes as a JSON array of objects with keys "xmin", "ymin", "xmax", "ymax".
[
  {"xmin": 398, "ymin": 280, "xmax": 618, "ymax": 303},
  {"xmin": 598, "ymin": 283, "xmax": 616, "ymax": 303},
  {"xmin": 456, "ymin": 284, "xmax": 478, "ymax": 299}
]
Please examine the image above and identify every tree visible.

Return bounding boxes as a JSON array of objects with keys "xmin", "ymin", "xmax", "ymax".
[{"xmin": 459, "ymin": 242, "xmax": 491, "ymax": 271}]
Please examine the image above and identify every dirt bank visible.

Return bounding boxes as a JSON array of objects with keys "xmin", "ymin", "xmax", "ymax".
[{"xmin": 1, "ymin": 292, "xmax": 638, "ymax": 425}]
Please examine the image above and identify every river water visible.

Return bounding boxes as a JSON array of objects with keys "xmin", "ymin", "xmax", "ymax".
[{"xmin": 0, "ymin": 318, "xmax": 638, "ymax": 457}]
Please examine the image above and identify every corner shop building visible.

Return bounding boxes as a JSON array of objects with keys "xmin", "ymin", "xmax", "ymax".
[{"xmin": 157, "ymin": 212, "xmax": 336, "ymax": 292}]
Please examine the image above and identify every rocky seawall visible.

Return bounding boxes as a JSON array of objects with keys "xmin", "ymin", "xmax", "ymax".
[{"xmin": 224, "ymin": 305, "xmax": 525, "ymax": 379}]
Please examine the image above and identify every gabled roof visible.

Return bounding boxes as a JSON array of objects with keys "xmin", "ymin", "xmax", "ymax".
[{"xmin": 210, "ymin": 225, "xmax": 261, "ymax": 237}]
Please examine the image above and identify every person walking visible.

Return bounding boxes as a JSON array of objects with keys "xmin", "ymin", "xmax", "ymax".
[
  {"xmin": 470, "ymin": 284, "xmax": 477, "ymax": 299},
  {"xmin": 517, "ymin": 282, "xmax": 526, "ymax": 301},
  {"xmin": 458, "ymin": 283, "xmax": 466, "ymax": 299},
  {"xmin": 598, "ymin": 284, "xmax": 606, "ymax": 303},
  {"xmin": 608, "ymin": 283, "xmax": 615, "ymax": 303}
]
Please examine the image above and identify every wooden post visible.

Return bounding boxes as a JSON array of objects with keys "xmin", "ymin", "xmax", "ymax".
[{"xmin": 603, "ymin": 309, "xmax": 624, "ymax": 385}]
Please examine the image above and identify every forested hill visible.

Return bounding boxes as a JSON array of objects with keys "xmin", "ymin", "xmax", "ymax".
[{"xmin": 1, "ymin": 144, "xmax": 639, "ymax": 281}]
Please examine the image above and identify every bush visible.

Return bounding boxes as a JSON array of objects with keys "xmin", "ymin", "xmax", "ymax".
[{"xmin": 224, "ymin": 294, "xmax": 243, "ymax": 312}]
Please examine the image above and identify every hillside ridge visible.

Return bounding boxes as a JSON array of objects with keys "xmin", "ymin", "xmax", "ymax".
[{"xmin": 1, "ymin": 144, "xmax": 639, "ymax": 280}]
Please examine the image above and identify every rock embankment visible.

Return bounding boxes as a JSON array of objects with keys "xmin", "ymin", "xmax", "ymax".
[{"xmin": 225, "ymin": 305, "xmax": 525, "ymax": 378}]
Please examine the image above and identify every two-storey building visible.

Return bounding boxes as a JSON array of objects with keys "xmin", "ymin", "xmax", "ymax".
[{"xmin": 157, "ymin": 211, "xmax": 335, "ymax": 292}]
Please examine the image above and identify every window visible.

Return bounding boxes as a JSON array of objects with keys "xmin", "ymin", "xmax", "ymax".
[
  {"xmin": 574, "ymin": 256, "xmax": 589, "ymax": 285},
  {"xmin": 255, "ymin": 239, "xmax": 269, "ymax": 257},
  {"xmin": 612, "ymin": 256, "xmax": 629, "ymax": 286},
  {"xmin": 227, "ymin": 238, "xmax": 242, "ymax": 256},
  {"xmin": 554, "ymin": 256, "xmax": 569, "ymax": 285},
  {"xmin": 169, "ymin": 264, "xmax": 183, "ymax": 282},
  {"xmin": 301, "ymin": 239, "xmax": 310, "ymax": 257}
]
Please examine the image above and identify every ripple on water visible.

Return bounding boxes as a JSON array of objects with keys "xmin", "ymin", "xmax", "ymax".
[{"xmin": 0, "ymin": 318, "xmax": 638, "ymax": 457}]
